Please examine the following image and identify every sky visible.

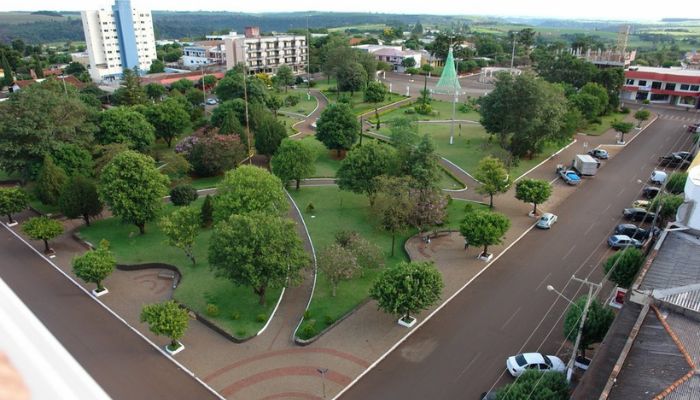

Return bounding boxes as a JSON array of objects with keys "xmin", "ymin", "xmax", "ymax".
[{"xmin": 2, "ymin": 0, "xmax": 699, "ymax": 21}]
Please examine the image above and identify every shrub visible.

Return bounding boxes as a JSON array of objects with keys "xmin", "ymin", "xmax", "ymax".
[
  {"xmin": 188, "ymin": 134, "xmax": 246, "ymax": 177},
  {"xmin": 620, "ymin": 106, "xmax": 630, "ymax": 114},
  {"xmin": 666, "ymin": 172, "xmax": 688, "ymax": 195},
  {"xmin": 324, "ymin": 315, "xmax": 336, "ymax": 326},
  {"xmin": 230, "ymin": 311, "xmax": 240, "ymax": 320},
  {"xmin": 285, "ymin": 94, "xmax": 300, "ymax": 107},
  {"xmin": 169, "ymin": 185, "xmax": 198, "ymax": 206},
  {"xmin": 642, "ymin": 99, "xmax": 650, "ymax": 104},
  {"xmin": 256, "ymin": 313, "xmax": 267, "ymax": 323},
  {"xmin": 298, "ymin": 320, "xmax": 317, "ymax": 340},
  {"xmin": 174, "ymin": 135, "xmax": 199, "ymax": 156},
  {"xmin": 405, "ymin": 67, "xmax": 420, "ymax": 75},
  {"xmin": 206, "ymin": 304, "xmax": 220, "ymax": 317},
  {"xmin": 303, "ymin": 310, "xmax": 311, "ymax": 319},
  {"xmin": 200, "ymin": 194, "xmax": 214, "ymax": 227},
  {"xmin": 414, "ymin": 103, "xmax": 433, "ymax": 115},
  {"xmin": 236, "ymin": 328, "xmax": 248, "ymax": 337},
  {"xmin": 306, "ymin": 202, "xmax": 315, "ymax": 214},
  {"xmin": 458, "ymin": 102, "xmax": 474, "ymax": 113},
  {"xmin": 338, "ymin": 93, "xmax": 352, "ymax": 105},
  {"xmin": 403, "ymin": 108, "xmax": 416, "ymax": 115}
]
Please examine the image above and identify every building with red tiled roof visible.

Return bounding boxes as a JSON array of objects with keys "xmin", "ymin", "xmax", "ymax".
[
  {"xmin": 622, "ymin": 66, "xmax": 700, "ymax": 108},
  {"xmin": 10, "ymin": 76, "xmax": 86, "ymax": 93},
  {"xmin": 139, "ymin": 70, "xmax": 224, "ymax": 87}
]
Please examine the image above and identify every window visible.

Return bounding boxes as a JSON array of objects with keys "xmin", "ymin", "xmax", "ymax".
[
  {"xmin": 638, "ymin": 80, "xmax": 647, "ymax": 86},
  {"xmin": 665, "ymin": 83, "xmax": 676, "ymax": 90},
  {"xmin": 691, "ymin": 85, "xmax": 700, "ymax": 91},
  {"xmin": 680, "ymin": 84, "xmax": 690, "ymax": 90},
  {"xmin": 650, "ymin": 94, "xmax": 669, "ymax": 101},
  {"xmin": 651, "ymin": 81, "xmax": 662, "ymax": 89}
]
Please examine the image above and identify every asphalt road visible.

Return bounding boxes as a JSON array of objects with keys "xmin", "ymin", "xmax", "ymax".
[
  {"xmin": 0, "ymin": 227, "xmax": 219, "ymax": 400},
  {"xmin": 380, "ymin": 71, "xmax": 493, "ymax": 101},
  {"xmin": 340, "ymin": 117, "xmax": 692, "ymax": 399}
]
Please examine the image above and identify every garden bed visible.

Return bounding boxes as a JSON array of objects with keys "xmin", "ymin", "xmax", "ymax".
[{"xmin": 278, "ymin": 88, "xmax": 318, "ymax": 116}]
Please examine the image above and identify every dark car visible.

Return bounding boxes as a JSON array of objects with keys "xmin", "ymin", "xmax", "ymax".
[
  {"xmin": 615, "ymin": 223, "xmax": 650, "ymax": 239},
  {"xmin": 588, "ymin": 148, "xmax": 609, "ymax": 159},
  {"xmin": 480, "ymin": 391, "xmax": 497, "ymax": 400},
  {"xmin": 688, "ymin": 123, "xmax": 700, "ymax": 133},
  {"xmin": 673, "ymin": 151, "xmax": 693, "ymax": 161},
  {"xmin": 642, "ymin": 186, "xmax": 661, "ymax": 199},
  {"xmin": 623, "ymin": 207, "xmax": 657, "ymax": 222},
  {"xmin": 658, "ymin": 155, "xmax": 691, "ymax": 168}
]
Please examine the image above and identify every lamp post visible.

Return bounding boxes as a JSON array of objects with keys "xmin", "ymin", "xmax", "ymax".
[{"xmin": 317, "ymin": 368, "xmax": 328, "ymax": 398}]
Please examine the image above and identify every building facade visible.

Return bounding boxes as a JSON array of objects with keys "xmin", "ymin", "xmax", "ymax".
[
  {"xmin": 81, "ymin": 0, "xmax": 157, "ymax": 82},
  {"xmin": 224, "ymin": 27, "xmax": 307, "ymax": 75},
  {"xmin": 182, "ymin": 41, "xmax": 226, "ymax": 68},
  {"xmin": 622, "ymin": 66, "xmax": 700, "ymax": 108},
  {"xmin": 354, "ymin": 44, "xmax": 423, "ymax": 72}
]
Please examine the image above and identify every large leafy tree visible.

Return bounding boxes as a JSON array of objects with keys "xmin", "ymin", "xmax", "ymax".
[
  {"xmin": 214, "ymin": 70, "xmax": 267, "ymax": 104},
  {"xmin": 254, "ymin": 116, "xmax": 287, "ymax": 159},
  {"xmin": 187, "ymin": 134, "xmax": 246, "ymax": 177},
  {"xmin": 318, "ymin": 243, "xmax": 359, "ymax": 297},
  {"xmin": 315, "ymin": 103, "xmax": 360, "ymax": 156},
  {"xmin": 97, "ymin": 106, "xmax": 156, "ymax": 152},
  {"xmin": 1, "ymin": 51, "xmax": 13, "ymax": 87},
  {"xmin": 0, "ymin": 79, "xmax": 96, "ymax": 180},
  {"xmin": 145, "ymin": 83, "xmax": 166, "ymax": 102},
  {"xmin": 59, "ymin": 176, "xmax": 103, "ymax": 226},
  {"xmin": 404, "ymin": 134, "xmax": 441, "ymax": 190},
  {"xmin": 112, "ymin": 67, "xmax": 147, "ymax": 106},
  {"xmin": 160, "ymin": 207, "xmax": 200, "ymax": 265},
  {"xmin": 460, "ymin": 209, "xmax": 510, "ymax": 257},
  {"xmin": 364, "ymin": 81, "xmax": 388, "ymax": 129},
  {"xmin": 142, "ymin": 98, "xmax": 191, "ymax": 147},
  {"xmin": 99, "ymin": 150, "xmax": 170, "ymax": 234},
  {"xmin": 208, "ymin": 212, "xmax": 309, "ymax": 305},
  {"xmin": 535, "ymin": 52, "xmax": 598, "ymax": 89},
  {"xmin": 515, "ymin": 179, "xmax": 552, "ymax": 215},
  {"xmin": 570, "ymin": 92, "xmax": 604, "ymax": 123},
  {"xmin": 603, "ymin": 248, "xmax": 645, "ymax": 288},
  {"xmin": 275, "ymin": 65, "xmax": 295, "ymax": 92},
  {"xmin": 475, "ymin": 156, "xmax": 511, "ymax": 209},
  {"xmin": 35, "ymin": 156, "xmax": 68, "ymax": 206},
  {"xmin": 140, "ymin": 301, "xmax": 189, "ymax": 351},
  {"xmin": 611, "ymin": 120, "xmax": 634, "ymax": 144},
  {"xmin": 337, "ymin": 141, "xmax": 397, "ymax": 206},
  {"xmin": 375, "ymin": 176, "xmax": 414, "ymax": 256},
  {"xmin": 580, "ymin": 82, "xmax": 609, "ymax": 116},
  {"xmin": 370, "ymin": 261, "xmax": 443, "ymax": 322},
  {"xmin": 72, "ymin": 239, "xmax": 115, "ymax": 293},
  {"xmin": 22, "ymin": 216, "xmax": 63, "ymax": 253},
  {"xmin": 563, "ymin": 296, "xmax": 614, "ymax": 357},
  {"xmin": 271, "ymin": 139, "xmax": 317, "ymax": 190},
  {"xmin": 213, "ymin": 165, "xmax": 288, "ymax": 222},
  {"xmin": 495, "ymin": 370, "xmax": 569, "ymax": 400},
  {"xmin": 408, "ymin": 187, "xmax": 448, "ymax": 234},
  {"xmin": 337, "ymin": 62, "xmax": 368, "ymax": 96},
  {"xmin": 0, "ymin": 187, "xmax": 29, "ymax": 223}
]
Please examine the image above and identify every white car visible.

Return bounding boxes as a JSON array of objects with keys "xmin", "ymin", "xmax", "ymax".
[
  {"xmin": 536, "ymin": 213, "xmax": 558, "ymax": 229},
  {"xmin": 205, "ymin": 98, "xmax": 218, "ymax": 105},
  {"xmin": 311, "ymin": 119, "xmax": 318, "ymax": 129},
  {"xmin": 650, "ymin": 170, "xmax": 667, "ymax": 185},
  {"xmin": 506, "ymin": 353, "xmax": 566, "ymax": 377}
]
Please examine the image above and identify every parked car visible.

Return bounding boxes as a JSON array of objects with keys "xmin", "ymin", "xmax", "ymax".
[
  {"xmin": 205, "ymin": 98, "xmax": 218, "ymax": 105},
  {"xmin": 536, "ymin": 213, "xmax": 558, "ymax": 229},
  {"xmin": 623, "ymin": 207, "xmax": 657, "ymax": 222},
  {"xmin": 506, "ymin": 353, "xmax": 566, "ymax": 377},
  {"xmin": 688, "ymin": 123, "xmax": 700, "ymax": 133},
  {"xmin": 615, "ymin": 224, "xmax": 650, "ymax": 240},
  {"xmin": 588, "ymin": 148, "xmax": 609, "ymax": 159},
  {"xmin": 556, "ymin": 166, "xmax": 581, "ymax": 185},
  {"xmin": 642, "ymin": 186, "xmax": 661, "ymax": 199},
  {"xmin": 650, "ymin": 170, "xmax": 668, "ymax": 185},
  {"xmin": 632, "ymin": 199, "xmax": 651, "ymax": 209},
  {"xmin": 480, "ymin": 391, "xmax": 497, "ymax": 400},
  {"xmin": 673, "ymin": 151, "xmax": 693, "ymax": 161},
  {"xmin": 608, "ymin": 235, "xmax": 643, "ymax": 249},
  {"xmin": 658, "ymin": 155, "xmax": 691, "ymax": 169}
]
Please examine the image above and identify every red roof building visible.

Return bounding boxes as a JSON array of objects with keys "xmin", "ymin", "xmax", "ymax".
[{"xmin": 622, "ymin": 66, "xmax": 700, "ymax": 108}]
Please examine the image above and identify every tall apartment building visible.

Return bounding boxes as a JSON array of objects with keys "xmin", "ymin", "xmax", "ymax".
[
  {"xmin": 224, "ymin": 27, "xmax": 307, "ymax": 75},
  {"xmin": 81, "ymin": 0, "xmax": 157, "ymax": 82}
]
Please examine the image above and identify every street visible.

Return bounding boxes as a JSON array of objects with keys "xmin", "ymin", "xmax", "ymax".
[
  {"xmin": 0, "ymin": 226, "xmax": 219, "ymax": 400},
  {"xmin": 339, "ymin": 116, "xmax": 693, "ymax": 399}
]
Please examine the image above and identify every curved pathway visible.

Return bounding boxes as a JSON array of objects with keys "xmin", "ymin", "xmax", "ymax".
[{"xmin": 291, "ymin": 90, "xmax": 328, "ymax": 139}]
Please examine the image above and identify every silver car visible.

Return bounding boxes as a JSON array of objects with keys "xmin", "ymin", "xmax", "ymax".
[{"xmin": 536, "ymin": 213, "xmax": 558, "ymax": 229}]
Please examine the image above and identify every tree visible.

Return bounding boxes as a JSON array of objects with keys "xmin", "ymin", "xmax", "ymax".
[
  {"xmin": 375, "ymin": 176, "xmax": 414, "ymax": 256},
  {"xmin": 404, "ymin": 134, "xmax": 441, "ymax": 190},
  {"xmin": 650, "ymin": 193, "xmax": 684, "ymax": 224},
  {"xmin": 145, "ymin": 83, "xmax": 166, "ymax": 102},
  {"xmin": 97, "ymin": 106, "xmax": 156, "ymax": 152},
  {"xmin": 59, "ymin": 176, "xmax": 103, "ymax": 226},
  {"xmin": 113, "ymin": 67, "xmax": 146, "ymax": 106},
  {"xmin": 318, "ymin": 244, "xmax": 359, "ymax": 297},
  {"xmin": 1, "ymin": 51, "xmax": 13, "ymax": 87},
  {"xmin": 570, "ymin": 92, "xmax": 604, "ymax": 122},
  {"xmin": 271, "ymin": 139, "xmax": 317, "ymax": 190},
  {"xmin": 51, "ymin": 143, "xmax": 94, "ymax": 178},
  {"xmin": 36, "ymin": 156, "xmax": 68, "ymax": 206},
  {"xmin": 208, "ymin": 212, "xmax": 308, "ymax": 305},
  {"xmin": 634, "ymin": 109, "xmax": 651, "ymax": 128},
  {"xmin": 408, "ymin": 187, "xmax": 448, "ymax": 234},
  {"xmin": 337, "ymin": 62, "xmax": 367, "ymax": 96},
  {"xmin": 72, "ymin": 239, "xmax": 115, "ymax": 293},
  {"xmin": 364, "ymin": 81, "xmax": 388, "ymax": 129},
  {"xmin": 170, "ymin": 78, "xmax": 195, "ymax": 94},
  {"xmin": 356, "ymin": 50, "xmax": 378, "ymax": 85},
  {"xmin": 580, "ymin": 82, "xmax": 609, "ymax": 116},
  {"xmin": 335, "ymin": 230, "xmax": 384, "ymax": 270},
  {"xmin": 140, "ymin": 301, "xmax": 189, "ymax": 351},
  {"xmin": 64, "ymin": 61, "xmax": 86, "ymax": 76},
  {"xmin": 401, "ymin": 57, "xmax": 416, "ymax": 69},
  {"xmin": 515, "ymin": 179, "xmax": 552, "ymax": 215},
  {"xmin": 202, "ymin": 74, "xmax": 217, "ymax": 89},
  {"xmin": 611, "ymin": 120, "xmax": 634, "ymax": 144},
  {"xmin": 563, "ymin": 296, "xmax": 614, "ymax": 357},
  {"xmin": 255, "ymin": 116, "xmax": 287, "ymax": 159},
  {"xmin": 143, "ymin": 98, "xmax": 191, "ymax": 147},
  {"xmin": 337, "ymin": 142, "xmax": 397, "ymax": 206},
  {"xmin": 475, "ymin": 156, "xmax": 511, "ymax": 209},
  {"xmin": 495, "ymin": 370, "xmax": 569, "ymax": 400},
  {"xmin": 99, "ymin": 151, "xmax": 169, "ymax": 234},
  {"xmin": 0, "ymin": 187, "xmax": 29, "ymax": 223},
  {"xmin": 187, "ymin": 134, "xmax": 246, "ymax": 177},
  {"xmin": 22, "ymin": 216, "xmax": 63, "ymax": 253},
  {"xmin": 149, "ymin": 59, "xmax": 165, "ymax": 74},
  {"xmin": 200, "ymin": 194, "xmax": 213, "ymax": 228},
  {"xmin": 535, "ymin": 52, "xmax": 597, "ymax": 89},
  {"xmin": 315, "ymin": 103, "xmax": 360, "ymax": 156},
  {"xmin": 666, "ymin": 172, "xmax": 688, "ymax": 194},
  {"xmin": 603, "ymin": 248, "xmax": 645, "ymax": 288},
  {"xmin": 460, "ymin": 209, "xmax": 510, "ymax": 257},
  {"xmin": 160, "ymin": 207, "xmax": 200, "ymax": 265},
  {"xmin": 275, "ymin": 65, "xmax": 295, "ymax": 92},
  {"xmin": 370, "ymin": 261, "xmax": 443, "ymax": 323},
  {"xmin": 169, "ymin": 185, "xmax": 198, "ymax": 206},
  {"xmin": 265, "ymin": 95, "xmax": 283, "ymax": 117},
  {"xmin": 213, "ymin": 165, "xmax": 288, "ymax": 222}
]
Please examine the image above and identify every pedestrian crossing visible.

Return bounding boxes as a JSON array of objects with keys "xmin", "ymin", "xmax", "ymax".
[{"xmin": 657, "ymin": 114, "xmax": 699, "ymax": 124}]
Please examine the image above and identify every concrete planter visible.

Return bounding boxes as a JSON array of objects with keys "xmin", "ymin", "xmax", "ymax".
[
  {"xmin": 398, "ymin": 316, "xmax": 417, "ymax": 328},
  {"xmin": 92, "ymin": 287, "xmax": 109, "ymax": 297},
  {"xmin": 165, "ymin": 342, "xmax": 185, "ymax": 356},
  {"xmin": 478, "ymin": 253, "xmax": 493, "ymax": 262},
  {"xmin": 7, "ymin": 221, "xmax": 18, "ymax": 227}
]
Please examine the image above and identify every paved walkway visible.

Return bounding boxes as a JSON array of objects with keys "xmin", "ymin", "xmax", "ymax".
[{"xmin": 291, "ymin": 90, "xmax": 328, "ymax": 139}]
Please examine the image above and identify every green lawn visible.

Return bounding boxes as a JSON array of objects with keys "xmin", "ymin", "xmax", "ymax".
[
  {"xmin": 28, "ymin": 198, "xmax": 60, "ymax": 215},
  {"xmin": 187, "ymin": 175, "xmax": 223, "ymax": 190},
  {"xmin": 322, "ymin": 89, "xmax": 405, "ymax": 116},
  {"xmin": 581, "ymin": 112, "xmax": 628, "ymax": 136},
  {"xmin": 279, "ymin": 88, "xmax": 318, "ymax": 116},
  {"xmin": 376, "ymin": 99, "xmax": 481, "ymax": 124},
  {"xmin": 299, "ymin": 137, "xmax": 341, "ymax": 178},
  {"xmin": 278, "ymin": 114, "xmax": 303, "ymax": 135},
  {"xmin": 79, "ymin": 199, "xmax": 282, "ymax": 340},
  {"xmin": 289, "ymin": 186, "xmax": 478, "ymax": 339}
]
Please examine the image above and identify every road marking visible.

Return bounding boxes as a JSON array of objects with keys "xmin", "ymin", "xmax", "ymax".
[
  {"xmin": 535, "ymin": 273, "xmax": 552, "ymax": 291},
  {"xmin": 562, "ymin": 245, "xmax": 576, "ymax": 260},
  {"xmin": 584, "ymin": 222, "xmax": 596, "ymax": 236},
  {"xmin": 603, "ymin": 204, "xmax": 612, "ymax": 213},
  {"xmin": 500, "ymin": 307, "xmax": 522, "ymax": 331},
  {"xmin": 617, "ymin": 187, "xmax": 626, "ymax": 197},
  {"xmin": 455, "ymin": 352, "xmax": 481, "ymax": 381}
]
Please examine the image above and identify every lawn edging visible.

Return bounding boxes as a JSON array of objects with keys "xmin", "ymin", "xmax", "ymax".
[
  {"xmin": 294, "ymin": 298, "xmax": 372, "ymax": 346},
  {"xmin": 513, "ymin": 139, "xmax": 577, "ymax": 183}
]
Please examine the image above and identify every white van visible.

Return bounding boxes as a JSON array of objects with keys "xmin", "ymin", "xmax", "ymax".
[{"xmin": 650, "ymin": 170, "xmax": 668, "ymax": 185}]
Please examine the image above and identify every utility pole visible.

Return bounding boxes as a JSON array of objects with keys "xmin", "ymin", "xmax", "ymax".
[
  {"xmin": 510, "ymin": 33, "xmax": 517, "ymax": 70},
  {"xmin": 242, "ymin": 63, "xmax": 252, "ymax": 164},
  {"xmin": 567, "ymin": 275, "xmax": 601, "ymax": 382}
]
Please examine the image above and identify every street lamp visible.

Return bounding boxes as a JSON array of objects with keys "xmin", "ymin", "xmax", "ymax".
[{"xmin": 546, "ymin": 285, "xmax": 580, "ymax": 310}]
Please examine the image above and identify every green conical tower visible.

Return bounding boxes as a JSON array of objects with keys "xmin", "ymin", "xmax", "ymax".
[{"xmin": 434, "ymin": 48, "xmax": 461, "ymax": 144}]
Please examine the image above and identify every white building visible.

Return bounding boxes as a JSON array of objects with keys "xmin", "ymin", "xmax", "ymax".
[
  {"xmin": 354, "ymin": 45, "xmax": 422, "ymax": 72},
  {"xmin": 623, "ymin": 66, "xmax": 700, "ymax": 108},
  {"xmin": 224, "ymin": 27, "xmax": 307, "ymax": 75},
  {"xmin": 182, "ymin": 41, "xmax": 226, "ymax": 68},
  {"xmin": 81, "ymin": 0, "xmax": 157, "ymax": 82}
]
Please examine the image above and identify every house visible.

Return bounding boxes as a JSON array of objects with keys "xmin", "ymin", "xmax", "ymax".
[
  {"xmin": 353, "ymin": 45, "xmax": 422, "ymax": 71},
  {"xmin": 622, "ymin": 66, "xmax": 700, "ymax": 108},
  {"xmin": 10, "ymin": 76, "xmax": 86, "ymax": 93}
]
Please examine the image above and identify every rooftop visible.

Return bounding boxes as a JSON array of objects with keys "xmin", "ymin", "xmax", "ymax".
[{"xmin": 627, "ymin": 66, "xmax": 700, "ymax": 78}]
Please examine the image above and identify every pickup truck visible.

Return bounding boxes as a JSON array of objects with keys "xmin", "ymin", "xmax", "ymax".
[{"xmin": 556, "ymin": 166, "xmax": 581, "ymax": 185}]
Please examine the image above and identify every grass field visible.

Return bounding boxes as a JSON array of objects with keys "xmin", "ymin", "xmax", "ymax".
[
  {"xmin": 290, "ymin": 185, "xmax": 476, "ymax": 338},
  {"xmin": 581, "ymin": 112, "xmax": 628, "ymax": 136},
  {"xmin": 278, "ymin": 114, "xmax": 304, "ymax": 135},
  {"xmin": 279, "ymin": 88, "xmax": 318, "ymax": 116},
  {"xmin": 80, "ymin": 199, "xmax": 282, "ymax": 340},
  {"xmin": 376, "ymin": 99, "xmax": 481, "ymax": 124},
  {"xmin": 322, "ymin": 89, "xmax": 402, "ymax": 116}
]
